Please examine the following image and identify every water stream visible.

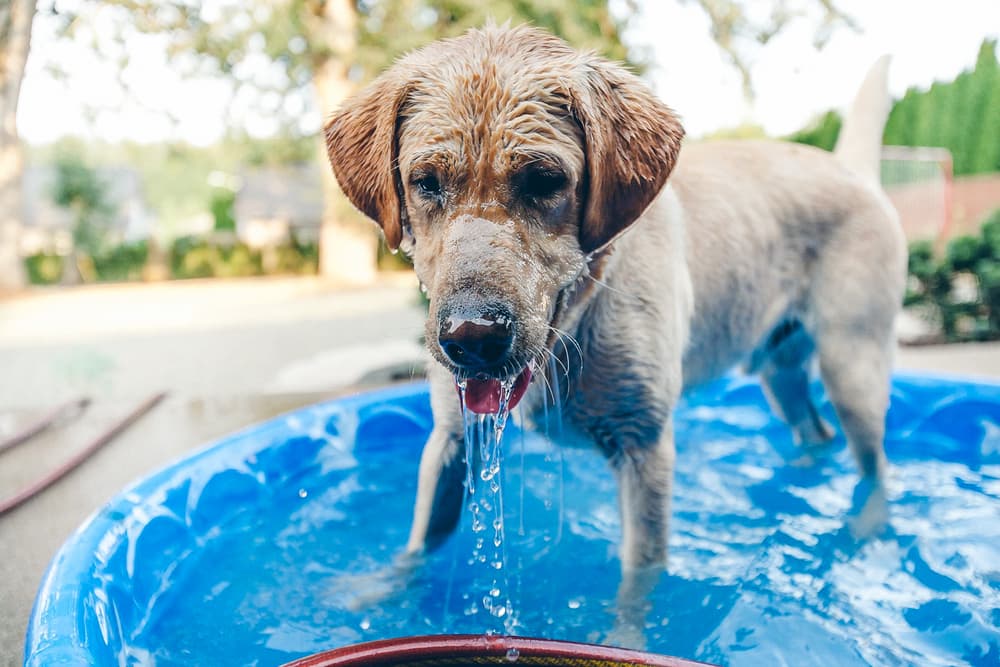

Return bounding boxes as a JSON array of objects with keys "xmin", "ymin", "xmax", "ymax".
[{"xmin": 456, "ymin": 378, "xmax": 518, "ymax": 634}]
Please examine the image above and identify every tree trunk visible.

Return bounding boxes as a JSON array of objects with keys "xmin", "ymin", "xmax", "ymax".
[
  {"xmin": 0, "ymin": 0, "xmax": 35, "ymax": 292},
  {"xmin": 310, "ymin": 0, "xmax": 379, "ymax": 285}
]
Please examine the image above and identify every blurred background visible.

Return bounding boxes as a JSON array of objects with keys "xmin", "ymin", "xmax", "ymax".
[{"xmin": 1, "ymin": 1, "xmax": 999, "ymax": 660}]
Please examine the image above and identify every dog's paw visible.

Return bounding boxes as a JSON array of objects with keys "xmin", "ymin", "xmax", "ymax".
[
  {"xmin": 847, "ymin": 475, "xmax": 889, "ymax": 540},
  {"xmin": 325, "ymin": 553, "xmax": 422, "ymax": 611}
]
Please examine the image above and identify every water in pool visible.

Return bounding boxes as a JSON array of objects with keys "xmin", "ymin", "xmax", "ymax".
[{"xmin": 123, "ymin": 377, "xmax": 999, "ymax": 666}]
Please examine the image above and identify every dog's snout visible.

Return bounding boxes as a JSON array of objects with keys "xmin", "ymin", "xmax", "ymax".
[{"xmin": 438, "ymin": 306, "xmax": 515, "ymax": 370}]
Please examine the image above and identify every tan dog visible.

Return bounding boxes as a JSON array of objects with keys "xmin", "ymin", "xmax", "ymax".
[{"xmin": 324, "ymin": 24, "xmax": 905, "ymax": 609}]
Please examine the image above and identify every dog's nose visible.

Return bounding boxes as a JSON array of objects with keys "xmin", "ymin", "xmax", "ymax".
[{"xmin": 438, "ymin": 306, "xmax": 514, "ymax": 369}]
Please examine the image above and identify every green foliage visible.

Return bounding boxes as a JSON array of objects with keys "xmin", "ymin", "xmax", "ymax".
[
  {"xmin": 92, "ymin": 240, "xmax": 149, "ymax": 282},
  {"xmin": 76, "ymin": 0, "xmax": 637, "ymax": 137},
  {"xmin": 787, "ymin": 110, "xmax": 841, "ymax": 152},
  {"xmin": 210, "ymin": 188, "xmax": 237, "ymax": 232},
  {"xmin": 23, "ymin": 253, "xmax": 64, "ymax": 285},
  {"xmin": 23, "ymin": 242, "xmax": 149, "ymax": 284},
  {"xmin": 168, "ymin": 235, "xmax": 318, "ymax": 279},
  {"xmin": 50, "ymin": 151, "xmax": 114, "ymax": 256},
  {"xmin": 271, "ymin": 236, "xmax": 319, "ymax": 274},
  {"xmin": 792, "ymin": 38, "xmax": 1000, "ymax": 177},
  {"xmin": 907, "ymin": 207, "xmax": 1000, "ymax": 341},
  {"xmin": 354, "ymin": 0, "xmax": 638, "ymax": 75},
  {"xmin": 701, "ymin": 123, "xmax": 768, "ymax": 141}
]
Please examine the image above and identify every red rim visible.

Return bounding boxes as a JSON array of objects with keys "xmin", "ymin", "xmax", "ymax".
[{"xmin": 281, "ymin": 634, "xmax": 715, "ymax": 666}]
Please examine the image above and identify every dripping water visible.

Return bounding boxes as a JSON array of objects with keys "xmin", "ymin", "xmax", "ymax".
[
  {"xmin": 453, "ymin": 357, "xmax": 569, "ymax": 636},
  {"xmin": 456, "ymin": 377, "xmax": 518, "ymax": 633}
]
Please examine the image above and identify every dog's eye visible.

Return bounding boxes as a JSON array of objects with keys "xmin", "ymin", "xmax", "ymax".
[
  {"xmin": 519, "ymin": 168, "xmax": 567, "ymax": 201},
  {"xmin": 412, "ymin": 174, "xmax": 443, "ymax": 200}
]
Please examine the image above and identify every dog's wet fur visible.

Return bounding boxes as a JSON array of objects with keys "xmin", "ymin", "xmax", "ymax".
[{"xmin": 325, "ymin": 24, "xmax": 906, "ymax": 629}]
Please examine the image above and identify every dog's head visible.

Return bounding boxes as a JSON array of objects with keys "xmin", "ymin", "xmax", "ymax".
[{"xmin": 325, "ymin": 25, "xmax": 683, "ymax": 413}]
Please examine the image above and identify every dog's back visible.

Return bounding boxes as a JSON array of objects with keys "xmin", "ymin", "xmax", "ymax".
[
  {"xmin": 617, "ymin": 57, "xmax": 907, "ymax": 473},
  {"xmin": 666, "ymin": 139, "xmax": 904, "ymax": 386}
]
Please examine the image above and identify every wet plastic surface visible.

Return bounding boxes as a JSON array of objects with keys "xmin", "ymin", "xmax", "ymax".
[{"xmin": 24, "ymin": 374, "xmax": 1000, "ymax": 666}]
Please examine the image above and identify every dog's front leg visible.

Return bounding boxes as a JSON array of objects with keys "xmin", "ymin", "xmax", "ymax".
[
  {"xmin": 607, "ymin": 421, "xmax": 676, "ymax": 649},
  {"xmin": 614, "ymin": 422, "xmax": 676, "ymax": 569},
  {"xmin": 406, "ymin": 362, "xmax": 466, "ymax": 554}
]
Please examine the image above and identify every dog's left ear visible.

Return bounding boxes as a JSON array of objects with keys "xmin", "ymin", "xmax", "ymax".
[
  {"xmin": 323, "ymin": 71, "xmax": 410, "ymax": 250},
  {"xmin": 571, "ymin": 58, "xmax": 684, "ymax": 254}
]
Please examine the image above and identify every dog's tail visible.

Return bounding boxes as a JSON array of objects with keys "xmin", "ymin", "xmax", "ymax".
[{"xmin": 834, "ymin": 55, "xmax": 892, "ymax": 185}]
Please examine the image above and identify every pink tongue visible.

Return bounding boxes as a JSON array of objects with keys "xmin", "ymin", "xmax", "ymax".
[{"xmin": 461, "ymin": 367, "xmax": 532, "ymax": 415}]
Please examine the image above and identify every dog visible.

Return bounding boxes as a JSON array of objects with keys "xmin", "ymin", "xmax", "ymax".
[{"xmin": 324, "ymin": 24, "xmax": 905, "ymax": 604}]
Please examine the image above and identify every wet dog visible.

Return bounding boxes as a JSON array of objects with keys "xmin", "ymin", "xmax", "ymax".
[{"xmin": 324, "ymin": 24, "xmax": 905, "ymax": 612}]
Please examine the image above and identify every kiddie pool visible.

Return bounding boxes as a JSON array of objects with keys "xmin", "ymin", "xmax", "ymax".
[{"xmin": 24, "ymin": 373, "xmax": 1000, "ymax": 666}]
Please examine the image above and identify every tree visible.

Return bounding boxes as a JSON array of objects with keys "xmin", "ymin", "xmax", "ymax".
[
  {"xmin": 0, "ymin": 0, "xmax": 36, "ymax": 291},
  {"xmin": 969, "ymin": 39, "xmax": 1000, "ymax": 174},
  {"xmin": 680, "ymin": 0, "xmax": 858, "ymax": 100}
]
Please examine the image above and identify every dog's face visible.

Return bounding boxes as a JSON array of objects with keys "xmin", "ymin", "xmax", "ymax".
[{"xmin": 325, "ymin": 25, "xmax": 683, "ymax": 413}]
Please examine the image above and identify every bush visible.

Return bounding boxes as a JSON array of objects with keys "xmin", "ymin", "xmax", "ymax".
[
  {"xmin": 169, "ymin": 235, "xmax": 266, "ymax": 280},
  {"xmin": 907, "ymin": 208, "xmax": 1000, "ymax": 341},
  {"xmin": 92, "ymin": 240, "xmax": 149, "ymax": 282},
  {"xmin": 24, "ymin": 253, "xmax": 64, "ymax": 285}
]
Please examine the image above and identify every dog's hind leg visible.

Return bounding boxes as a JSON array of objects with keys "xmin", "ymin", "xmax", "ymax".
[
  {"xmin": 751, "ymin": 319, "xmax": 835, "ymax": 446},
  {"xmin": 814, "ymin": 332, "xmax": 893, "ymax": 479},
  {"xmin": 809, "ymin": 202, "xmax": 905, "ymax": 480}
]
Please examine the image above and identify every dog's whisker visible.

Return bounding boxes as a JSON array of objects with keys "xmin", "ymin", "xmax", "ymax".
[{"xmin": 547, "ymin": 325, "xmax": 584, "ymax": 375}]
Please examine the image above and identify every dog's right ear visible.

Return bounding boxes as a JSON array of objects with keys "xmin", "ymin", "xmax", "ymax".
[{"xmin": 324, "ymin": 71, "xmax": 410, "ymax": 250}]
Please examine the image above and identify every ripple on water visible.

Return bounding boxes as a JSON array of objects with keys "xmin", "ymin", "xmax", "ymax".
[{"xmin": 95, "ymin": 377, "xmax": 1000, "ymax": 666}]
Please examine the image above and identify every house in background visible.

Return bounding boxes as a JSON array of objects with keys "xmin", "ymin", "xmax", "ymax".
[
  {"xmin": 19, "ymin": 165, "xmax": 154, "ymax": 256},
  {"xmin": 234, "ymin": 164, "xmax": 323, "ymax": 249}
]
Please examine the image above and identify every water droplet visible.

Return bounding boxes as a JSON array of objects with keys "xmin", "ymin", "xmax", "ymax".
[
  {"xmin": 506, "ymin": 648, "xmax": 520, "ymax": 662},
  {"xmin": 490, "ymin": 587, "xmax": 501, "ymax": 597},
  {"xmin": 298, "ymin": 488, "xmax": 308, "ymax": 498},
  {"xmin": 567, "ymin": 598, "xmax": 582, "ymax": 609},
  {"xmin": 359, "ymin": 617, "xmax": 371, "ymax": 630}
]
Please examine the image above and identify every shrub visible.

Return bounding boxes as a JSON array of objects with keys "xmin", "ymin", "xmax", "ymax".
[
  {"xmin": 24, "ymin": 253, "xmax": 64, "ymax": 285},
  {"xmin": 92, "ymin": 240, "xmax": 149, "ymax": 282},
  {"xmin": 907, "ymin": 208, "xmax": 1000, "ymax": 341}
]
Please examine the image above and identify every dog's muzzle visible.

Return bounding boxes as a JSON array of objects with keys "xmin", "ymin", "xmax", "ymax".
[{"xmin": 437, "ymin": 303, "xmax": 532, "ymax": 414}]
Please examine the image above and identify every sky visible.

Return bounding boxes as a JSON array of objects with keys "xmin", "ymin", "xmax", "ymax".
[{"xmin": 16, "ymin": 0, "xmax": 1000, "ymax": 146}]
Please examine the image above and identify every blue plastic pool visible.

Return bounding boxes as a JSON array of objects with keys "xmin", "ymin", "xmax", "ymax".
[{"xmin": 24, "ymin": 374, "xmax": 1000, "ymax": 666}]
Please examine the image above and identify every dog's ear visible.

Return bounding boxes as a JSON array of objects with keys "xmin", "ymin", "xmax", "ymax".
[
  {"xmin": 324, "ymin": 71, "xmax": 410, "ymax": 250},
  {"xmin": 571, "ymin": 58, "xmax": 684, "ymax": 254}
]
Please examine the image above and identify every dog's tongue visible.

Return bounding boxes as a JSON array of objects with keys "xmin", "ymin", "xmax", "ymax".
[{"xmin": 461, "ymin": 367, "xmax": 532, "ymax": 415}]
